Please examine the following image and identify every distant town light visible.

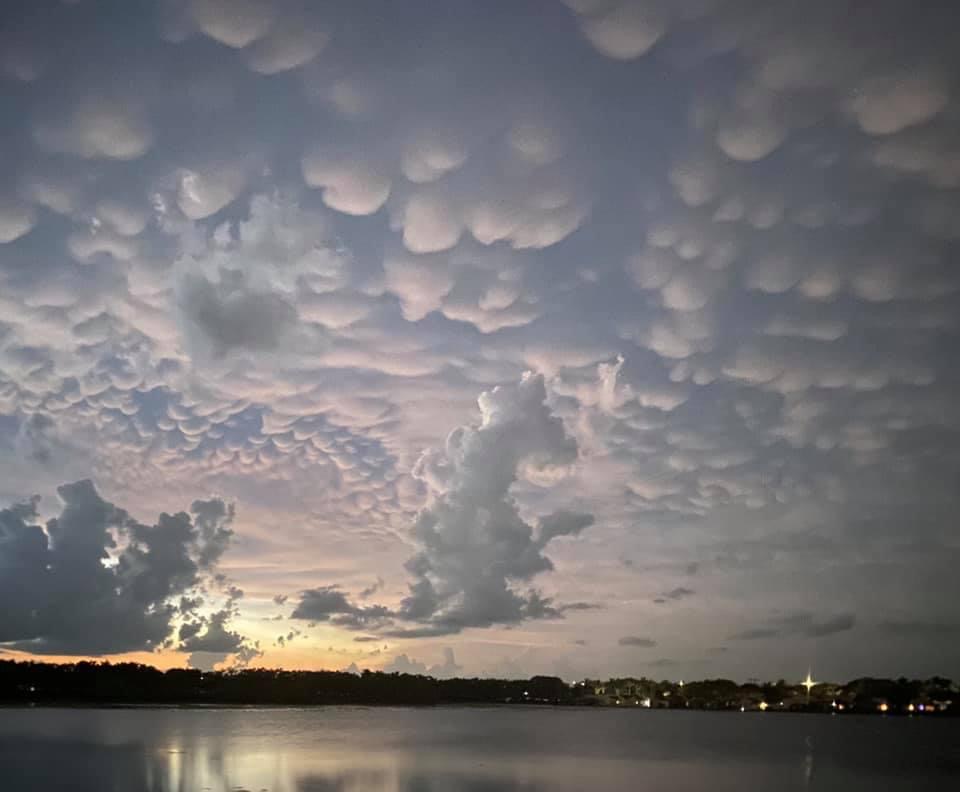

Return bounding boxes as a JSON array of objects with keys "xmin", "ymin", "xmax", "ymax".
[
  {"xmin": 879, "ymin": 702, "xmax": 889, "ymax": 713},
  {"xmin": 740, "ymin": 706, "xmax": 745, "ymax": 712},
  {"xmin": 802, "ymin": 671, "xmax": 816, "ymax": 694},
  {"xmin": 759, "ymin": 701, "xmax": 769, "ymax": 711},
  {"xmin": 918, "ymin": 704, "xmax": 925, "ymax": 712},
  {"xmin": 908, "ymin": 703, "xmax": 915, "ymax": 713}
]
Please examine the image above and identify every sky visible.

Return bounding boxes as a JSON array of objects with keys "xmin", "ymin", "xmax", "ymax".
[{"xmin": 1, "ymin": 0, "xmax": 959, "ymax": 683}]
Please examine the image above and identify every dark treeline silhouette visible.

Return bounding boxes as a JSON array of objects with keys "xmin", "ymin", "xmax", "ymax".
[{"xmin": 0, "ymin": 660, "xmax": 956, "ymax": 715}]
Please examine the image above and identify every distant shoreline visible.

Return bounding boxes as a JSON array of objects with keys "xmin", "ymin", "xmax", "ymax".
[
  {"xmin": 0, "ymin": 700, "xmax": 954, "ymax": 718},
  {"xmin": 2, "ymin": 659, "xmax": 956, "ymax": 717}
]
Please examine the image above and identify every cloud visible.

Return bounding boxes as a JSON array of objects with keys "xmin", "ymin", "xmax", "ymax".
[
  {"xmin": 33, "ymin": 98, "xmax": 152, "ymax": 160},
  {"xmin": 565, "ymin": 1, "xmax": 667, "ymax": 60},
  {"xmin": 653, "ymin": 586, "xmax": 694, "ymax": 604},
  {"xmin": 245, "ymin": 9, "xmax": 328, "ymax": 75},
  {"xmin": 618, "ymin": 636, "xmax": 657, "ymax": 648},
  {"xmin": 0, "ymin": 480, "xmax": 247, "ymax": 657},
  {"xmin": 183, "ymin": 595, "xmax": 260, "ymax": 669},
  {"xmin": 301, "ymin": 146, "xmax": 391, "ymax": 215},
  {"xmin": 849, "ymin": 73, "xmax": 948, "ymax": 136},
  {"xmin": 190, "ymin": 0, "xmax": 276, "ymax": 48},
  {"xmin": 729, "ymin": 612, "xmax": 856, "ymax": 641},
  {"xmin": 176, "ymin": 162, "xmax": 250, "ymax": 220},
  {"xmin": 359, "ymin": 577, "xmax": 384, "ymax": 599},
  {"xmin": 178, "ymin": 272, "xmax": 299, "ymax": 355},
  {"xmin": 383, "ymin": 647, "xmax": 463, "ymax": 678},
  {"xmin": 1, "ymin": 0, "xmax": 960, "ymax": 680},
  {"xmin": 290, "ymin": 586, "xmax": 392, "ymax": 630},
  {"xmin": 297, "ymin": 374, "xmax": 593, "ymax": 638},
  {"xmin": 391, "ymin": 373, "xmax": 591, "ymax": 635},
  {"xmin": 0, "ymin": 199, "xmax": 37, "ymax": 243}
]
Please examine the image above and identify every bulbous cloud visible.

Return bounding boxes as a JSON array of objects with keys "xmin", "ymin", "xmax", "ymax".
[
  {"xmin": 176, "ymin": 162, "xmax": 250, "ymax": 220},
  {"xmin": 190, "ymin": 0, "xmax": 276, "ymax": 48},
  {"xmin": 0, "ymin": 199, "xmax": 36, "ymax": 243},
  {"xmin": 0, "ymin": 480, "xmax": 246, "ymax": 657},
  {"xmin": 245, "ymin": 8, "xmax": 329, "ymax": 75},
  {"xmin": 32, "ymin": 97, "xmax": 152, "ymax": 160},
  {"xmin": 564, "ymin": 0, "xmax": 667, "ymax": 60},
  {"xmin": 301, "ymin": 146, "xmax": 391, "ymax": 215}
]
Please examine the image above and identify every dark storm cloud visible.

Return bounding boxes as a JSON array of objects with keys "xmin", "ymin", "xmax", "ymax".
[
  {"xmin": 0, "ymin": 479, "xmax": 249, "ymax": 657},
  {"xmin": 729, "ymin": 612, "xmax": 856, "ymax": 641},
  {"xmin": 290, "ymin": 585, "xmax": 393, "ymax": 630},
  {"xmin": 178, "ymin": 272, "xmax": 299, "ymax": 355}
]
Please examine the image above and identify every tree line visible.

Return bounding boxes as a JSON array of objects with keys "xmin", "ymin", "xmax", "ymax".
[{"xmin": 0, "ymin": 659, "xmax": 956, "ymax": 715}]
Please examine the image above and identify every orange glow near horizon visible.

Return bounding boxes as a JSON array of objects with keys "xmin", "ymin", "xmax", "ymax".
[{"xmin": 2, "ymin": 646, "xmax": 389, "ymax": 674}]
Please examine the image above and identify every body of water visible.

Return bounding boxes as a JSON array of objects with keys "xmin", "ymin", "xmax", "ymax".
[{"xmin": 0, "ymin": 706, "xmax": 957, "ymax": 791}]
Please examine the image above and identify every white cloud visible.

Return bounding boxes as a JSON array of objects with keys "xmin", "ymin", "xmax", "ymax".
[
  {"xmin": 716, "ymin": 109, "xmax": 787, "ymax": 162},
  {"xmin": 399, "ymin": 192, "xmax": 464, "ymax": 253},
  {"xmin": 850, "ymin": 73, "xmax": 948, "ymax": 136},
  {"xmin": 0, "ymin": 199, "xmax": 36, "ymax": 243},
  {"xmin": 191, "ymin": 0, "xmax": 276, "ymax": 48},
  {"xmin": 245, "ymin": 13, "xmax": 328, "ymax": 74},
  {"xmin": 401, "ymin": 131, "xmax": 469, "ymax": 183},
  {"xmin": 301, "ymin": 146, "xmax": 391, "ymax": 215},
  {"xmin": 176, "ymin": 162, "xmax": 250, "ymax": 220},
  {"xmin": 571, "ymin": 1, "xmax": 667, "ymax": 60}
]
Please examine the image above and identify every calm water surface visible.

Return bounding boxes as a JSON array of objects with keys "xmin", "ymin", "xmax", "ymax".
[{"xmin": 1, "ymin": 706, "xmax": 957, "ymax": 791}]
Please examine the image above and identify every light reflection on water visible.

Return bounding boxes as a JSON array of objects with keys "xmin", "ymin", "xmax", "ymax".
[{"xmin": 1, "ymin": 706, "xmax": 958, "ymax": 791}]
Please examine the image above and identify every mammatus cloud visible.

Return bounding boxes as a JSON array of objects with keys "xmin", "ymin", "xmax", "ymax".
[{"xmin": 0, "ymin": 480, "xmax": 253, "ymax": 663}]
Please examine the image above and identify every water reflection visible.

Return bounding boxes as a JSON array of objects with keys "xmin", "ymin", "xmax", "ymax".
[
  {"xmin": 0, "ymin": 738, "xmax": 588, "ymax": 792},
  {"xmin": 1, "ymin": 707, "xmax": 958, "ymax": 792}
]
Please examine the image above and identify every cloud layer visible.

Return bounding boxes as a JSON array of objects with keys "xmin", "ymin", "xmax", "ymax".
[{"xmin": 1, "ymin": 0, "xmax": 959, "ymax": 677}]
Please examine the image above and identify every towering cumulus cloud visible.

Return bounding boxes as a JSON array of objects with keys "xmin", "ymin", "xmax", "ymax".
[
  {"xmin": 293, "ymin": 374, "xmax": 593, "ymax": 637},
  {"xmin": 398, "ymin": 373, "xmax": 592, "ymax": 634},
  {"xmin": 0, "ymin": 480, "xmax": 254, "ymax": 663}
]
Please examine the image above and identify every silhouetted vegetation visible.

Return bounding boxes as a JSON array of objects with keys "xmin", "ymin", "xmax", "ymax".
[{"xmin": 0, "ymin": 660, "xmax": 956, "ymax": 715}]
